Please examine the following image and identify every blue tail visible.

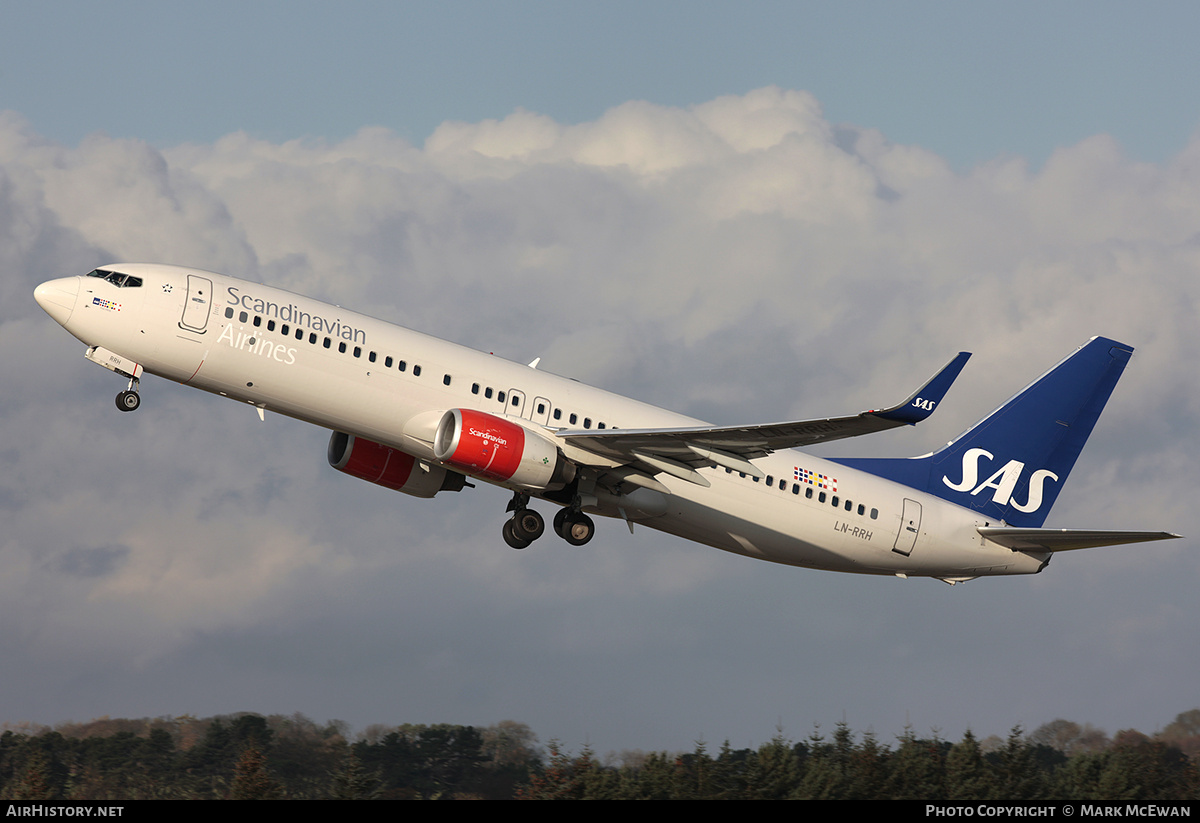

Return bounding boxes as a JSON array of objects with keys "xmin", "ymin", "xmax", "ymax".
[{"xmin": 831, "ymin": 337, "xmax": 1133, "ymax": 527}]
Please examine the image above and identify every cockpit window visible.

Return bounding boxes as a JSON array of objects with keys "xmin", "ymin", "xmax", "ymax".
[{"xmin": 85, "ymin": 269, "xmax": 142, "ymax": 288}]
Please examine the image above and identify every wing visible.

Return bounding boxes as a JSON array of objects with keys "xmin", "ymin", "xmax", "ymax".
[
  {"xmin": 978, "ymin": 527, "xmax": 1182, "ymax": 552},
  {"xmin": 556, "ymin": 351, "xmax": 971, "ymax": 488}
]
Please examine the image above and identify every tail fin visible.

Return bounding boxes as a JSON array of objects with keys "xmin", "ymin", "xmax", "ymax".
[{"xmin": 832, "ymin": 337, "xmax": 1133, "ymax": 527}]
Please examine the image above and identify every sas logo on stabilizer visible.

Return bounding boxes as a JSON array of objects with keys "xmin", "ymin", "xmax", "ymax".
[
  {"xmin": 911, "ymin": 397, "xmax": 937, "ymax": 411},
  {"xmin": 942, "ymin": 448, "xmax": 1059, "ymax": 513}
]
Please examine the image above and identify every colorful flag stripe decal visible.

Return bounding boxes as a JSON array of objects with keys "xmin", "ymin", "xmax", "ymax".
[{"xmin": 795, "ymin": 467, "xmax": 837, "ymax": 492}]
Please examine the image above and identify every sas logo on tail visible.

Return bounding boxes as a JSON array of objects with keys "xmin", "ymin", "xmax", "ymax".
[{"xmin": 942, "ymin": 448, "xmax": 1058, "ymax": 513}]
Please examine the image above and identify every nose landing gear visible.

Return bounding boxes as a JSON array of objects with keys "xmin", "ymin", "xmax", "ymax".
[{"xmin": 115, "ymin": 377, "xmax": 141, "ymax": 412}]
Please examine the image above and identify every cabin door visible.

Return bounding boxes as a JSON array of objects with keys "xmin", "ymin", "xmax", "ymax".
[
  {"xmin": 893, "ymin": 498, "xmax": 922, "ymax": 556},
  {"xmin": 179, "ymin": 275, "xmax": 213, "ymax": 333}
]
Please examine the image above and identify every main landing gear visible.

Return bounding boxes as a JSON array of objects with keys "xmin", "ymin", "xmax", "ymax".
[
  {"xmin": 115, "ymin": 377, "xmax": 141, "ymax": 412},
  {"xmin": 553, "ymin": 506, "xmax": 595, "ymax": 546},
  {"xmin": 502, "ymin": 492, "xmax": 595, "ymax": 549}
]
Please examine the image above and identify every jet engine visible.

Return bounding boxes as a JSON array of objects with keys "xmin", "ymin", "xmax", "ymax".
[
  {"xmin": 433, "ymin": 408, "xmax": 575, "ymax": 490},
  {"xmin": 327, "ymin": 431, "xmax": 466, "ymax": 498}
]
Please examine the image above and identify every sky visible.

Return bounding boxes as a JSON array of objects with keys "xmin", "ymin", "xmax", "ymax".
[{"xmin": 2, "ymin": 2, "xmax": 1199, "ymax": 756}]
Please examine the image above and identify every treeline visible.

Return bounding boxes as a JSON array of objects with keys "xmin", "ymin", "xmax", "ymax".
[
  {"xmin": 0, "ymin": 713, "xmax": 540, "ymax": 799},
  {"xmin": 524, "ymin": 720, "xmax": 1199, "ymax": 800},
  {"xmin": 0, "ymin": 710, "xmax": 1197, "ymax": 799}
]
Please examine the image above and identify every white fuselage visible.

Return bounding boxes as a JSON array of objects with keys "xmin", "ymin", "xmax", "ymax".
[{"xmin": 37, "ymin": 264, "xmax": 1047, "ymax": 580}]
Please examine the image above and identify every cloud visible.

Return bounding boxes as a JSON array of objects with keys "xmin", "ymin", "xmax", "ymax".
[{"xmin": 3, "ymin": 90, "xmax": 1197, "ymax": 749}]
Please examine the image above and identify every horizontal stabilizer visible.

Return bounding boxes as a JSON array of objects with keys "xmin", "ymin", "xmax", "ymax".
[{"xmin": 978, "ymin": 527, "xmax": 1181, "ymax": 552}]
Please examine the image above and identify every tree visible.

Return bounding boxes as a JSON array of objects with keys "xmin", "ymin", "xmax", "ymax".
[
  {"xmin": 988, "ymin": 727, "xmax": 1046, "ymax": 800},
  {"xmin": 945, "ymin": 730, "xmax": 993, "ymax": 801},
  {"xmin": 229, "ymin": 745, "xmax": 283, "ymax": 800},
  {"xmin": 329, "ymin": 750, "xmax": 381, "ymax": 800},
  {"xmin": 885, "ymin": 729, "xmax": 948, "ymax": 799},
  {"xmin": 2, "ymin": 750, "xmax": 55, "ymax": 801}
]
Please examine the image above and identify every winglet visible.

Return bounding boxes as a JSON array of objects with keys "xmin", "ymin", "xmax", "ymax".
[{"xmin": 868, "ymin": 352, "xmax": 971, "ymax": 425}]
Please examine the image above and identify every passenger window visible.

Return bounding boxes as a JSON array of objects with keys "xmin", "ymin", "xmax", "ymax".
[
  {"xmin": 472, "ymin": 384, "xmax": 480, "ymax": 395},
  {"xmin": 398, "ymin": 361, "xmax": 406, "ymax": 372},
  {"xmin": 239, "ymin": 311, "xmax": 248, "ymax": 323},
  {"xmin": 485, "ymin": 387, "xmax": 493, "ymax": 399},
  {"xmin": 569, "ymin": 413, "xmax": 577, "ymax": 425},
  {"xmin": 323, "ymin": 337, "xmax": 331, "ymax": 349},
  {"xmin": 353, "ymin": 347, "xmax": 361, "ymax": 358},
  {"xmin": 253, "ymin": 315, "xmax": 262, "ymax": 327},
  {"xmin": 498, "ymin": 391, "xmax": 506, "ymax": 403},
  {"xmin": 413, "ymin": 365, "xmax": 421, "ymax": 377},
  {"xmin": 309, "ymin": 333, "xmax": 317, "ymax": 344},
  {"xmin": 583, "ymin": 418, "xmax": 591, "ymax": 428},
  {"xmin": 225, "ymin": 307, "xmax": 234, "ymax": 319},
  {"xmin": 443, "ymin": 374, "xmax": 451, "ymax": 386},
  {"xmin": 870, "ymin": 508, "xmax": 879, "ymax": 520},
  {"xmin": 339, "ymin": 342, "xmax": 347, "ymax": 353},
  {"xmin": 857, "ymin": 504, "xmax": 865, "ymax": 515},
  {"xmin": 553, "ymin": 409, "xmax": 562, "ymax": 420},
  {"xmin": 369, "ymin": 351, "xmax": 377, "ymax": 363},
  {"xmin": 385, "ymin": 356, "xmax": 393, "ymax": 368}
]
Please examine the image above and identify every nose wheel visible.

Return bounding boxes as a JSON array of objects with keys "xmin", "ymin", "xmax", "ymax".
[{"xmin": 115, "ymin": 378, "xmax": 141, "ymax": 412}]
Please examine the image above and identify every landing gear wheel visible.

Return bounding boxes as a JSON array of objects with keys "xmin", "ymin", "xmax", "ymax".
[
  {"xmin": 512, "ymin": 509, "xmax": 545, "ymax": 542},
  {"xmin": 116, "ymin": 390, "xmax": 141, "ymax": 412},
  {"xmin": 503, "ymin": 519, "xmax": 532, "ymax": 550},
  {"xmin": 559, "ymin": 512, "xmax": 595, "ymax": 546}
]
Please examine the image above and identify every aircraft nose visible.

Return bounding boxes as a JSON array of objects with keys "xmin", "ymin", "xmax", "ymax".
[{"xmin": 34, "ymin": 277, "xmax": 80, "ymax": 326}]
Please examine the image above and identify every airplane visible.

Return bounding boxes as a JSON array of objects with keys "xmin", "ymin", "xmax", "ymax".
[{"xmin": 34, "ymin": 264, "xmax": 1179, "ymax": 583}]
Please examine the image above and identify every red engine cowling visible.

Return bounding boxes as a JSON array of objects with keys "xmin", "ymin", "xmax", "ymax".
[
  {"xmin": 433, "ymin": 409, "xmax": 574, "ymax": 490},
  {"xmin": 328, "ymin": 432, "xmax": 466, "ymax": 498}
]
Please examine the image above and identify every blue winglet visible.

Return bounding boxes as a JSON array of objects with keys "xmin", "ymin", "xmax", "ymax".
[{"xmin": 870, "ymin": 351, "xmax": 972, "ymax": 425}]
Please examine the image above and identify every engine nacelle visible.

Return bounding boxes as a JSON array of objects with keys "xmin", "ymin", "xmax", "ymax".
[
  {"xmin": 433, "ymin": 409, "xmax": 574, "ymax": 490},
  {"xmin": 328, "ymin": 432, "xmax": 466, "ymax": 498}
]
